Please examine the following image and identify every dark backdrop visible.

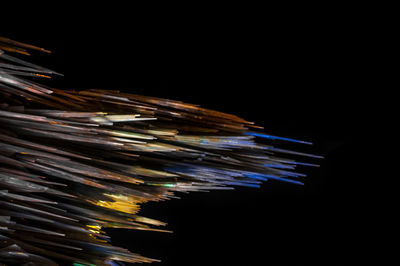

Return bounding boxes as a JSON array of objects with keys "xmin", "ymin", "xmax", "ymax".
[{"xmin": 2, "ymin": 25, "xmax": 355, "ymax": 265}]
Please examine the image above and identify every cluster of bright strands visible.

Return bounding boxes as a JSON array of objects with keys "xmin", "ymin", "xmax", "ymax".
[{"xmin": 0, "ymin": 37, "xmax": 322, "ymax": 265}]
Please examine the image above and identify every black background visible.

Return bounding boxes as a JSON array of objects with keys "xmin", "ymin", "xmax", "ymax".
[{"xmin": 2, "ymin": 20, "xmax": 356, "ymax": 265}]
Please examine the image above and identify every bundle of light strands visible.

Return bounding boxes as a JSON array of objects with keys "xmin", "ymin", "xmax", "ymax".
[{"xmin": 0, "ymin": 37, "xmax": 323, "ymax": 265}]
